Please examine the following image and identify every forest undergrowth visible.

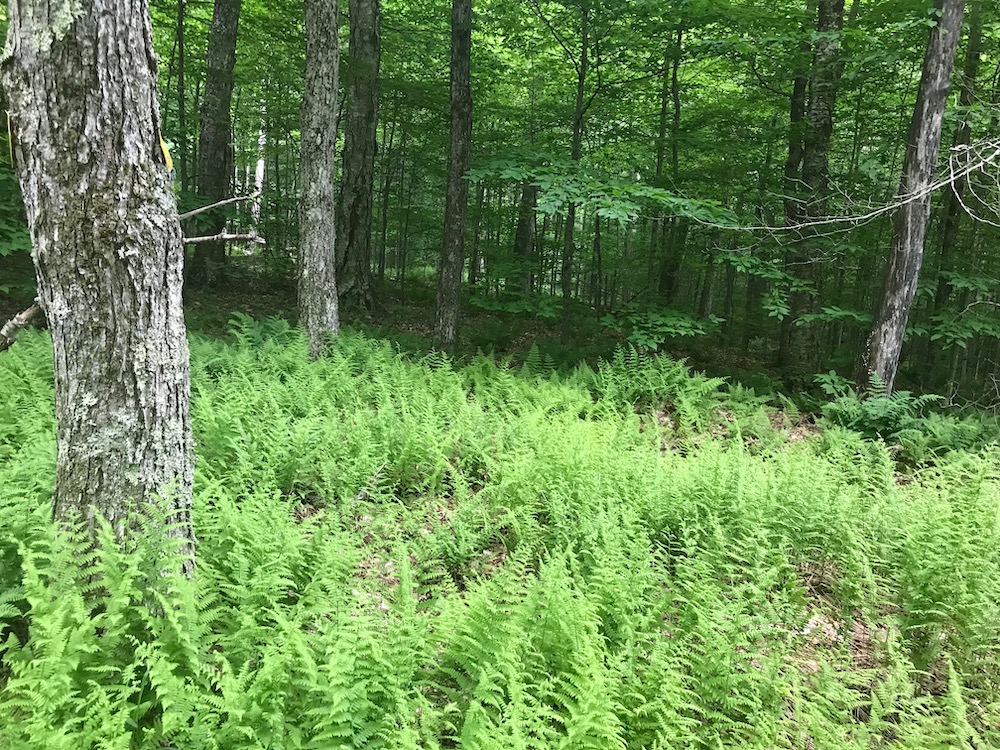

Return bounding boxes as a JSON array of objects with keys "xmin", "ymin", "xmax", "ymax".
[{"xmin": 1, "ymin": 318, "xmax": 999, "ymax": 749}]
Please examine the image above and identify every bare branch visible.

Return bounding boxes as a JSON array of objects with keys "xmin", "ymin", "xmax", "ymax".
[
  {"xmin": 178, "ymin": 194, "xmax": 258, "ymax": 221},
  {"xmin": 659, "ymin": 137, "xmax": 1000, "ymax": 237},
  {"xmin": 182, "ymin": 232, "xmax": 266, "ymax": 245},
  {"xmin": 746, "ymin": 56, "xmax": 792, "ymax": 99},
  {"xmin": 581, "ymin": 35, "xmax": 603, "ymax": 118},
  {"xmin": 0, "ymin": 302, "xmax": 42, "ymax": 352},
  {"xmin": 529, "ymin": 0, "xmax": 580, "ymax": 75}
]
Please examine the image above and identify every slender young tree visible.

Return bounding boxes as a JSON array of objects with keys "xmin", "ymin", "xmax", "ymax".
[
  {"xmin": 513, "ymin": 182, "xmax": 538, "ymax": 293},
  {"xmin": 657, "ymin": 26, "xmax": 685, "ymax": 302},
  {"xmin": 337, "ymin": 0, "xmax": 381, "ymax": 314},
  {"xmin": 188, "ymin": 0, "xmax": 242, "ymax": 287},
  {"xmin": 779, "ymin": 0, "xmax": 847, "ymax": 377},
  {"xmin": 861, "ymin": 0, "xmax": 966, "ymax": 393},
  {"xmin": 176, "ymin": 0, "xmax": 190, "ymax": 192},
  {"xmin": 932, "ymin": 0, "xmax": 982, "ymax": 317},
  {"xmin": 434, "ymin": 0, "xmax": 473, "ymax": 351},
  {"xmin": 560, "ymin": 2, "xmax": 589, "ymax": 309},
  {"xmin": 2, "ymin": 0, "xmax": 195, "ymax": 552},
  {"xmin": 298, "ymin": 0, "xmax": 341, "ymax": 358}
]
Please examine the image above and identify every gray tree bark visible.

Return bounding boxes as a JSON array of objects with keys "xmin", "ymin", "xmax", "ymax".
[
  {"xmin": 560, "ymin": 3, "xmax": 588, "ymax": 310},
  {"xmin": 862, "ymin": 0, "xmax": 966, "ymax": 393},
  {"xmin": 513, "ymin": 181, "xmax": 538, "ymax": 293},
  {"xmin": 779, "ymin": 0, "xmax": 846, "ymax": 378},
  {"xmin": 932, "ymin": 0, "xmax": 981, "ymax": 316},
  {"xmin": 2, "ymin": 0, "xmax": 195, "ymax": 553},
  {"xmin": 188, "ymin": 0, "xmax": 242, "ymax": 288},
  {"xmin": 434, "ymin": 0, "xmax": 473, "ymax": 351},
  {"xmin": 298, "ymin": 0, "xmax": 341, "ymax": 359},
  {"xmin": 337, "ymin": 0, "xmax": 381, "ymax": 313}
]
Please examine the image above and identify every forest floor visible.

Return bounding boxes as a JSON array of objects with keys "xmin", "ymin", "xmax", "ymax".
[
  {"xmin": 179, "ymin": 266, "xmax": 787, "ymax": 393},
  {"xmin": 2, "ymin": 251, "xmax": 781, "ymax": 391},
  {"xmin": 2, "ymin": 322, "xmax": 999, "ymax": 747}
]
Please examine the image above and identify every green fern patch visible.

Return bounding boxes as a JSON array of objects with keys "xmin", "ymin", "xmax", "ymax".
[{"xmin": 1, "ymin": 326, "xmax": 999, "ymax": 748}]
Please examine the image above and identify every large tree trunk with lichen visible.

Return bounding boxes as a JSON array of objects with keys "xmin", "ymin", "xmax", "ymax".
[
  {"xmin": 861, "ymin": 0, "xmax": 965, "ymax": 393},
  {"xmin": 2, "ymin": 0, "xmax": 195, "ymax": 553},
  {"xmin": 433, "ymin": 0, "xmax": 472, "ymax": 351},
  {"xmin": 337, "ymin": 0, "xmax": 380, "ymax": 314},
  {"xmin": 298, "ymin": 0, "xmax": 341, "ymax": 358},
  {"xmin": 187, "ymin": 0, "xmax": 242, "ymax": 288}
]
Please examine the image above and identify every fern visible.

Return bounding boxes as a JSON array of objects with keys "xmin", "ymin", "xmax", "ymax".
[{"xmin": 1, "ymin": 327, "xmax": 999, "ymax": 747}]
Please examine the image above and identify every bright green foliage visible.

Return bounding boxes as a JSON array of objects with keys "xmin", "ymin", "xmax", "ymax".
[
  {"xmin": 2, "ymin": 325, "xmax": 1000, "ymax": 748},
  {"xmin": 469, "ymin": 292, "xmax": 563, "ymax": 320},
  {"xmin": 817, "ymin": 373, "xmax": 1000, "ymax": 462},
  {"xmin": 467, "ymin": 159, "xmax": 738, "ymax": 226},
  {"xmin": 601, "ymin": 306, "xmax": 723, "ymax": 351}
]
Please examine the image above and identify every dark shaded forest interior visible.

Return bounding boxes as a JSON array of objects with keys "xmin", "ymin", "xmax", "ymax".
[{"xmin": 4, "ymin": 0, "xmax": 1000, "ymax": 399}]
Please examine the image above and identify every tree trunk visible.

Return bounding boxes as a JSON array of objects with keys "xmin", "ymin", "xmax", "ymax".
[
  {"xmin": 592, "ymin": 215, "xmax": 603, "ymax": 315},
  {"xmin": 776, "ymin": 15, "xmax": 810, "ymax": 364},
  {"xmin": 251, "ymin": 101, "xmax": 267, "ymax": 225},
  {"xmin": 392, "ymin": 122, "xmax": 409, "ymax": 278},
  {"xmin": 698, "ymin": 233, "xmax": 724, "ymax": 321},
  {"xmin": 298, "ymin": 0, "xmax": 341, "ymax": 359},
  {"xmin": 434, "ymin": 0, "xmax": 473, "ymax": 351},
  {"xmin": 657, "ymin": 27, "xmax": 685, "ymax": 303},
  {"xmin": 932, "ymin": 0, "xmax": 981, "ymax": 316},
  {"xmin": 658, "ymin": 219, "xmax": 688, "ymax": 301},
  {"xmin": 649, "ymin": 40, "xmax": 671, "ymax": 299},
  {"xmin": 513, "ymin": 181, "xmax": 538, "ymax": 293},
  {"xmin": 399, "ymin": 163, "xmax": 417, "ymax": 299},
  {"xmin": 722, "ymin": 261, "xmax": 737, "ymax": 338},
  {"xmin": 698, "ymin": 260, "xmax": 716, "ymax": 320},
  {"xmin": 337, "ymin": 0, "xmax": 381, "ymax": 313},
  {"xmin": 780, "ymin": 0, "xmax": 846, "ymax": 378},
  {"xmin": 469, "ymin": 182, "xmax": 486, "ymax": 287},
  {"xmin": 3, "ymin": 0, "xmax": 195, "ymax": 555},
  {"xmin": 376, "ymin": 113, "xmax": 397, "ymax": 284},
  {"xmin": 560, "ymin": 3, "xmax": 589, "ymax": 311},
  {"xmin": 188, "ymin": 0, "xmax": 242, "ymax": 288},
  {"xmin": 176, "ymin": 0, "xmax": 190, "ymax": 192},
  {"xmin": 861, "ymin": 0, "xmax": 966, "ymax": 393}
]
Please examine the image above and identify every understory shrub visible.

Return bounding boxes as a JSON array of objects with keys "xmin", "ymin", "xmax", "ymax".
[{"xmin": 818, "ymin": 374, "xmax": 1000, "ymax": 463}]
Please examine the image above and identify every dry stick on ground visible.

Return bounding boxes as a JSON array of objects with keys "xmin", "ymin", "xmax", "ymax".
[{"xmin": 0, "ymin": 302, "xmax": 41, "ymax": 352}]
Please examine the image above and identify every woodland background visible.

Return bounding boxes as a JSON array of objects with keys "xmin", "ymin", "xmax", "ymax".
[{"xmin": 2, "ymin": 0, "xmax": 1000, "ymax": 398}]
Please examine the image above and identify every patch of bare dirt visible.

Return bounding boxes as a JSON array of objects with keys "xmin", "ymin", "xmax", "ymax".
[
  {"xmin": 768, "ymin": 410, "xmax": 821, "ymax": 444},
  {"xmin": 792, "ymin": 560, "xmax": 889, "ymax": 680},
  {"xmin": 468, "ymin": 538, "xmax": 508, "ymax": 578}
]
